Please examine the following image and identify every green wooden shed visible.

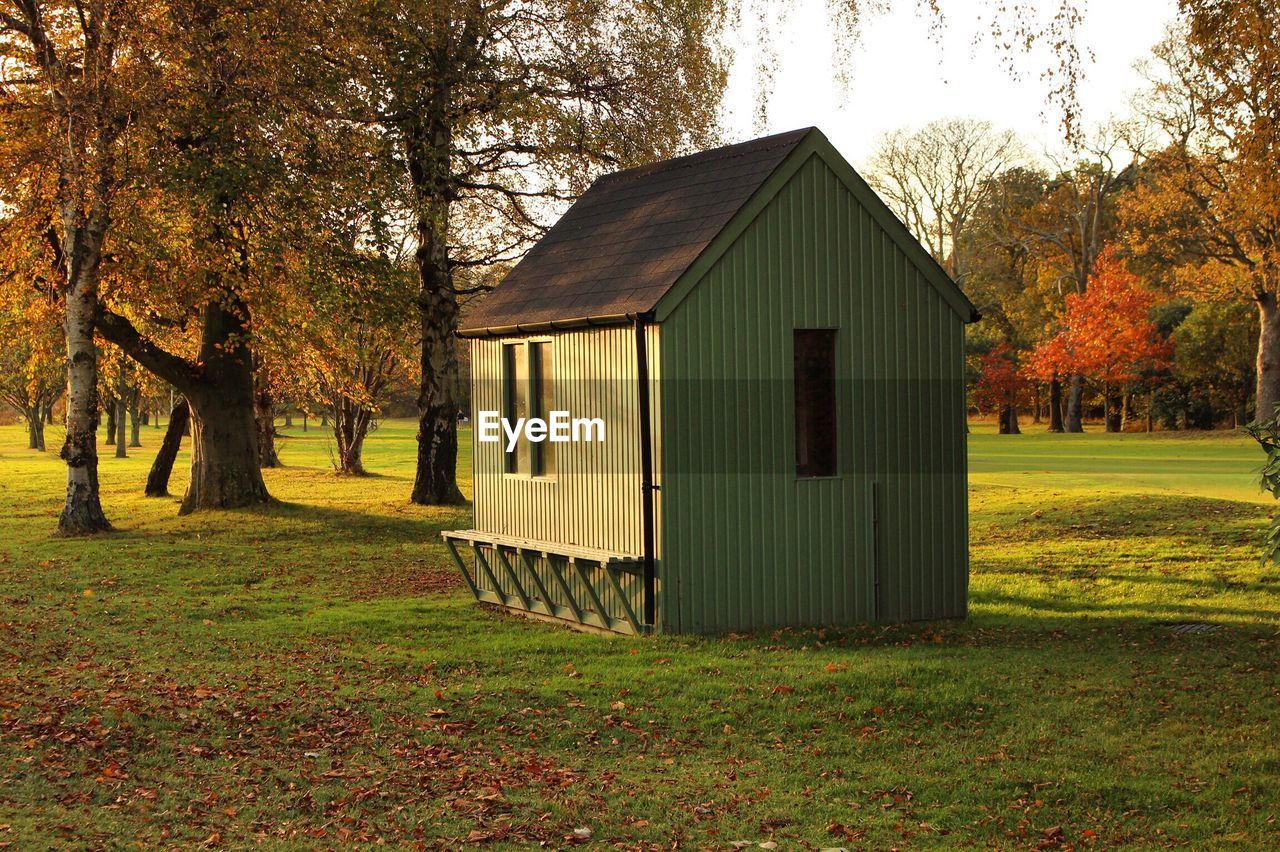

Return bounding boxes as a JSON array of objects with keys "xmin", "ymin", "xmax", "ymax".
[{"xmin": 443, "ymin": 127, "xmax": 979, "ymax": 635}]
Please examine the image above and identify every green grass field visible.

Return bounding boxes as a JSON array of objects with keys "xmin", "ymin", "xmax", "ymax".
[{"xmin": 1, "ymin": 419, "xmax": 1277, "ymax": 848}]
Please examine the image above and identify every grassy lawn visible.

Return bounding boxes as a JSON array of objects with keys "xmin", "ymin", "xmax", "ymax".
[{"xmin": 1, "ymin": 418, "xmax": 1277, "ymax": 848}]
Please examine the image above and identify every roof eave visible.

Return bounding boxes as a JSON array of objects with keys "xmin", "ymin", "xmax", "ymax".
[{"xmin": 456, "ymin": 311, "xmax": 652, "ymax": 339}]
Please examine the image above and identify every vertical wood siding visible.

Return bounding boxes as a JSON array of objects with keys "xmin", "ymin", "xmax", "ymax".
[
  {"xmin": 659, "ymin": 154, "xmax": 968, "ymax": 633},
  {"xmin": 469, "ymin": 326, "xmax": 662, "ymax": 626}
]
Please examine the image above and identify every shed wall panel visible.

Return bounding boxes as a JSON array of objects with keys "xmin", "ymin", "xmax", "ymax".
[
  {"xmin": 659, "ymin": 154, "xmax": 968, "ymax": 633},
  {"xmin": 469, "ymin": 325, "xmax": 664, "ymax": 625}
]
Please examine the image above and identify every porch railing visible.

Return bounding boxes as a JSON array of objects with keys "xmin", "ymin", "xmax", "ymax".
[{"xmin": 441, "ymin": 530, "xmax": 650, "ymax": 635}]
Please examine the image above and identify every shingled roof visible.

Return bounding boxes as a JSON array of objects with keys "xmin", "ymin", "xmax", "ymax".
[{"xmin": 458, "ymin": 128, "xmax": 813, "ymax": 336}]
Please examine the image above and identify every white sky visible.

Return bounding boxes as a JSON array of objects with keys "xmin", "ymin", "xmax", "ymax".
[{"xmin": 720, "ymin": 0, "xmax": 1178, "ymax": 167}]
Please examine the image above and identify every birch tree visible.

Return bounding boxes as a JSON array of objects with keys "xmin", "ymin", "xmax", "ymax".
[{"xmin": 0, "ymin": 0, "xmax": 149, "ymax": 532}]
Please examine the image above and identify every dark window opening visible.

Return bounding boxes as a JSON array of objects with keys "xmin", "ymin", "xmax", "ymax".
[
  {"xmin": 502, "ymin": 341, "xmax": 554, "ymax": 477},
  {"xmin": 530, "ymin": 341, "xmax": 554, "ymax": 476},
  {"xmin": 794, "ymin": 329, "xmax": 837, "ymax": 478}
]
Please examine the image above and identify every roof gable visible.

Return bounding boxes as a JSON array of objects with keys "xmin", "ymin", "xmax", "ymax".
[
  {"xmin": 653, "ymin": 131, "xmax": 978, "ymax": 323},
  {"xmin": 458, "ymin": 127, "xmax": 977, "ymax": 337},
  {"xmin": 457, "ymin": 129, "xmax": 811, "ymax": 336}
]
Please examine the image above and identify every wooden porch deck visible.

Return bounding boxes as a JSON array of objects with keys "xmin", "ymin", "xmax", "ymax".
[{"xmin": 441, "ymin": 530, "xmax": 651, "ymax": 635}]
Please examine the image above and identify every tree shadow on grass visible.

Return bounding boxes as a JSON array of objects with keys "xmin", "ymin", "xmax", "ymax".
[
  {"xmin": 262, "ymin": 498, "xmax": 474, "ymax": 543},
  {"xmin": 285, "ymin": 488, "xmax": 1280, "ymax": 635},
  {"xmin": 970, "ymin": 588, "xmax": 1280, "ymax": 627},
  {"xmin": 974, "ymin": 561, "xmax": 1280, "ymax": 595},
  {"xmin": 745, "ymin": 491, "xmax": 1280, "ymax": 652},
  {"xmin": 83, "ymin": 495, "xmax": 472, "ymax": 558},
  {"xmin": 715, "ymin": 599, "xmax": 1279, "ymax": 658},
  {"xmin": 974, "ymin": 491, "xmax": 1265, "ymax": 539},
  {"xmin": 80, "ymin": 483, "xmax": 1280, "ymax": 643}
]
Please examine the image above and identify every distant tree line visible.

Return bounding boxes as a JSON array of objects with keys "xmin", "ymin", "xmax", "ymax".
[{"xmin": 865, "ymin": 3, "xmax": 1279, "ymax": 435}]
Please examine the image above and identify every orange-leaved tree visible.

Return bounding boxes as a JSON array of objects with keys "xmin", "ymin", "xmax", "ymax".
[
  {"xmin": 1027, "ymin": 252, "xmax": 1172, "ymax": 431},
  {"xmin": 1124, "ymin": 11, "xmax": 1280, "ymax": 421},
  {"xmin": 973, "ymin": 343, "xmax": 1029, "ymax": 434},
  {"xmin": 92, "ymin": 0, "xmax": 373, "ymax": 514},
  {"xmin": 0, "ymin": 287, "xmax": 63, "ymax": 451}
]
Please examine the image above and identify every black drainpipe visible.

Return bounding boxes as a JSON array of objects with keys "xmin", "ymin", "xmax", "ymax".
[{"xmin": 634, "ymin": 312, "xmax": 658, "ymax": 629}]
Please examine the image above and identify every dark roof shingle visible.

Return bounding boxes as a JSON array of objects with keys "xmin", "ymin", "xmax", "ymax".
[{"xmin": 459, "ymin": 128, "xmax": 813, "ymax": 334}]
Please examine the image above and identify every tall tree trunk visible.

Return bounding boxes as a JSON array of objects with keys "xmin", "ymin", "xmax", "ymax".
[
  {"xmin": 332, "ymin": 402, "xmax": 371, "ymax": 475},
  {"xmin": 115, "ymin": 394, "xmax": 128, "ymax": 457},
  {"xmin": 59, "ymin": 245, "xmax": 111, "ymax": 534},
  {"xmin": 407, "ymin": 117, "xmax": 466, "ymax": 506},
  {"xmin": 180, "ymin": 300, "xmax": 271, "ymax": 514},
  {"xmin": 104, "ymin": 395, "xmax": 117, "ymax": 445},
  {"xmin": 998, "ymin": 402, "xmax": 1021, "ymax": 435},
  {"xmin": 129, "ymin": 400, "xmax": 142, "ymax": 447},
  {"xmin": 284, "ymin": 410, "xmax": 293, "ymax": 428},
  {"xmin": 255, "ymin": 384, "xmax": 280, "ymax": 468},
  {"xmin": 96, "ymin": 296, "xmax": 272, "ymax": 514},
  {"xmin": 345, "ymin": 430, "xmax": 367, "ymax": 475},
  {"xmin": 1104, "ymin": 384, "xmax": 1123, "ymax": 433},
  {"xmin": 1256, "ymin": 291, "xmax": 1280, "ymax": 423},
  {"xmin": 25, "ymin": 406, "xmax": 45, "ymax": 451},
  {"xmin": 146, "ymin": 398, "xmax": 189, "ymax": 497},
  {"xmin": 409, "ymin": 232, "xmax": 465, "ymax": 501},
  {"xmin": 184, "ymin": 386, "xmax": 269, "ymax": 514},
  {"xmin": 1048, "ymin": 378, "xmax": 1064, "ymax": 433},
  {"xmin": 1032, "ymin": 383, "xmax": 1042, "ymax": 424},
  {"xmin": 44, "ymin": 403, "xmax": 54, "ymax": 425},
  {"xmin": 1064, "ymin": 375, "xmax": 1085, "ymax": 433},
  {"xmin": 114, "ymin": 361, "xmax": 129, "ymax": 457},
  {"xmin": 413, "ymin": 287, "xmax": 465, "ymax": 504}
]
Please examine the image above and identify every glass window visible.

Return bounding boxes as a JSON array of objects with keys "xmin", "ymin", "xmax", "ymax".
[
  {"xmin": 794, "ymin": 329, "xmax": 837, "ymax": 478},
  {"xmin": 502, "ymin": 341, "xmax": 553, "ymax": 477},
  {"xmin": 530, "ymin": 342, "xmax": 554, "ymax": 476},
  {"xmin": 502, "ymin": 343, "xmax": 529, "ymax": 474}
]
